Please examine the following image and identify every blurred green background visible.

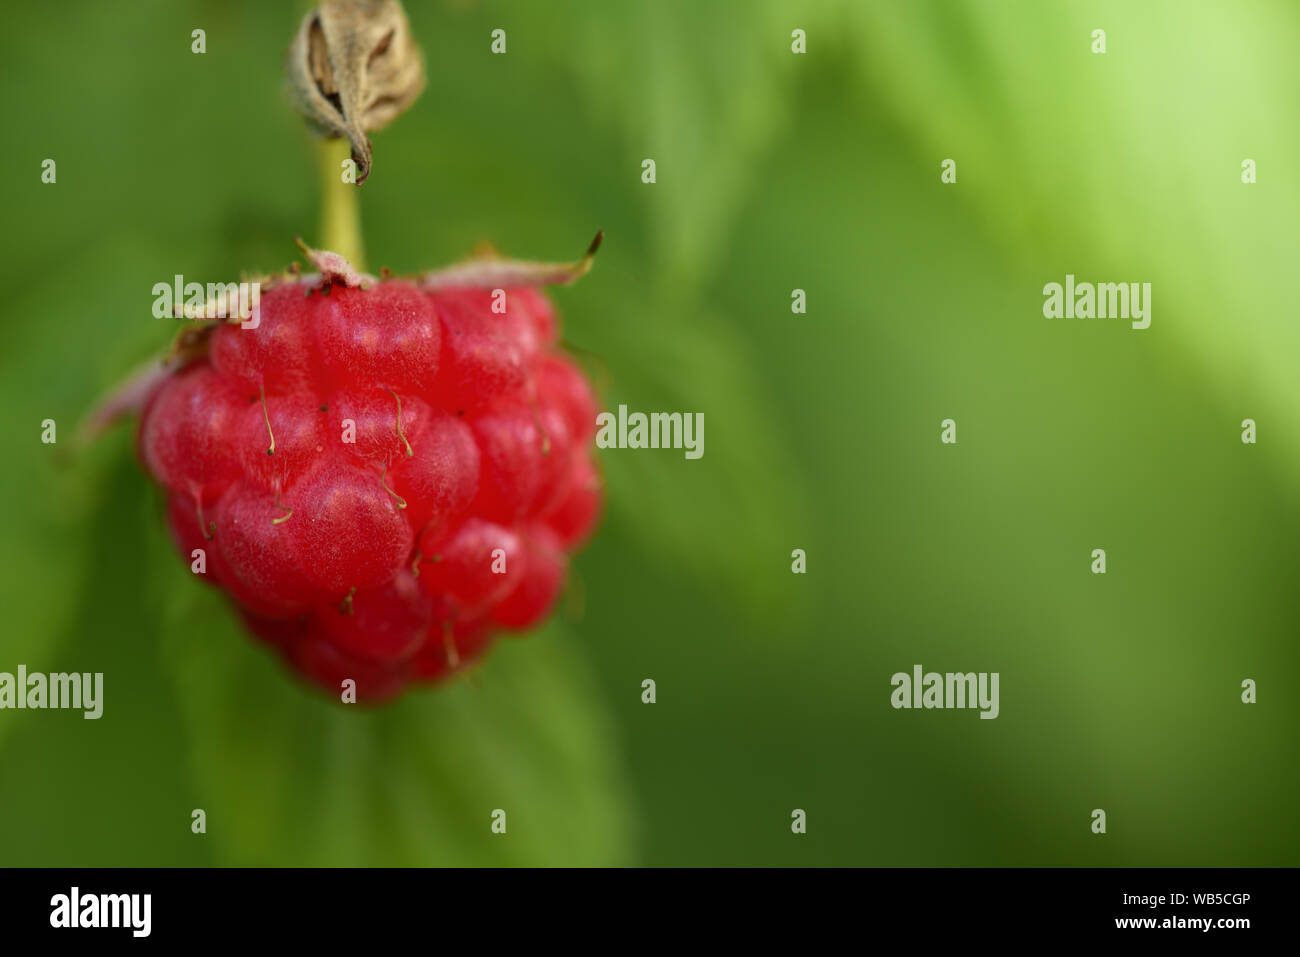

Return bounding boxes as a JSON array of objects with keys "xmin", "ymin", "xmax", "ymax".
[{"xmin": 1, "ymin": 0, "xmax": 1297, "ymax": 866}]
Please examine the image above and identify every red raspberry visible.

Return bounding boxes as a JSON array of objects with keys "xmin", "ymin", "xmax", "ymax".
[{"xmin": 139, "ymin": 248, "xmax": 603, "ymax": 703}]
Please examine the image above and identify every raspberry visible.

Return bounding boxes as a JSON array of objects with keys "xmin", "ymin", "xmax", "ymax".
[{"xmin": 139, "ymin": 246, "xmax": 603, "ymax": 703}]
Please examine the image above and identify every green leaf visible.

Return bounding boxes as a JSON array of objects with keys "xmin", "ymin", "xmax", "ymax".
[
  {"xmin": 850, "ymin": 0, "xmax": 1300, "ymax": 478},
  {"xmin": 0, "ymin": 454, "xmax": 207, "ymax": 865},
  {"xmin": 159, "ymin": 585, "xmax": 634, "ymax": 866},
  {"xmin": 0, "ymin": 238, "xmax": 175, "ymax": 752}
]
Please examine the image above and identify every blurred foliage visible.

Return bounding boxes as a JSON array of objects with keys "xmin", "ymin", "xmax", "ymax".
[{"xmin": 0, "ymin": 0, "xmax": 1297, "ymax": 865}]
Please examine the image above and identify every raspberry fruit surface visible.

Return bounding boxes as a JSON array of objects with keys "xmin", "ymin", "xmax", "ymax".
[{"xmin": 139, "ymin": 262, "xmax": 602, "ymax": 702}]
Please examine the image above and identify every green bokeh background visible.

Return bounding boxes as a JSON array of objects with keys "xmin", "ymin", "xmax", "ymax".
[{"xmin": 1, "ymin": 0, "xmax": 1297, "ymax": 866}]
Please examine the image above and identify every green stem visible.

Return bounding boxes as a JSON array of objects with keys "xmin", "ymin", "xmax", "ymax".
[{"xmin": 318, "ymin": 137, "xmax": 365, "ymax": 269}]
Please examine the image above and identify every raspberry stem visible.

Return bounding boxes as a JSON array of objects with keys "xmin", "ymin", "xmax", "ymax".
[{"xmin": 319, "ymin": 137, "xmax": 366, "ymax": 271}]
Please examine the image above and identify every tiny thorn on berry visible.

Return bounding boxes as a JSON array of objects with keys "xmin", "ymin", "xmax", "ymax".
[
  {"xmin": 441, "ymin": 619, "xmax": 460, "ymax": 669},
  {"xmin": 319, "ymin": 404, "xmax": 328, "ymax": 412},
  {"xmin": 380, "ymin": 462, "xmax": 407, "ymax": 509},
  {"xmin": 271, "ymin": 492, "xmax": 293, "ymax": 525},
  {"xmin": 387, "ymin": 390, "xmax": 414, "ymax": 456},
  {"xmin": 259, "ymin": 385, "xmax": 276, "ymax": 454},
  {"xmin": 339, "ymin": 586, "xmax": 357, "ymax": 616},
  {"xmin": 410, "ymin": 550, "xmax": 422, "ymax": 576},
  {"xmin": 528, "ymin": 400, "xmax": 552, "ymax": 456},
  {"xmin": 194, "ymin": 500, "xmax": 215, "ymax": 541}
]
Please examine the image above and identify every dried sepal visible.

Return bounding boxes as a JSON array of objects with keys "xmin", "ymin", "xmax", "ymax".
[
  {"xmin": 73, "ymin": 356, "xmax": 174, "ymax": 449},
  {"xmin": 420, "ymin": 231, "xmax": 604, "ymax": 291},
  {"xmin": 294, "ymin": 237, "xmax": 375, "ymax": 289},
  {"xmin": 169, "ymin": 283, "xmax": 259, "ymax": 325},
  {"xmin": 168, "ymin": 325, "xmax": 216, "ymax": 365}
]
